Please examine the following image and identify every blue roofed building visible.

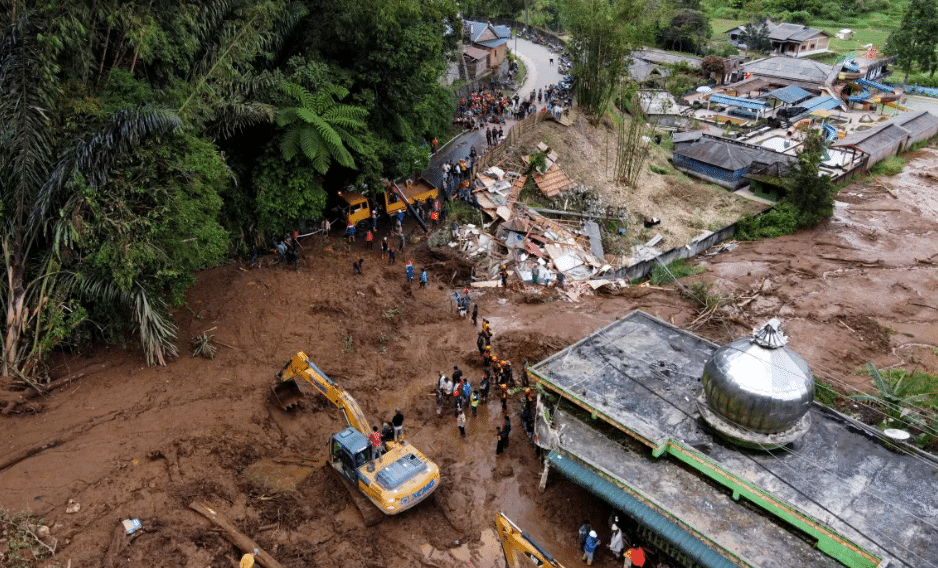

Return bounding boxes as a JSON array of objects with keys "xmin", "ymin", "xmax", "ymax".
[
  {"xmin": 672, "ymin": 134, "xmax": 794, "ymax": 190},
  {"xmin": 463, "ymin": 20, "xmax": 511, "ymax": 70}
]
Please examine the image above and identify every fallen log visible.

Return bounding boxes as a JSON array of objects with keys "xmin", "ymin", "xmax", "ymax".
[
  {"xmin": 0, "ymin": 439, "xmax": 65, "ymax": 472},
  {"xmin": 188, "ymin": 501, "xmax": 286, "ymax": 568}
]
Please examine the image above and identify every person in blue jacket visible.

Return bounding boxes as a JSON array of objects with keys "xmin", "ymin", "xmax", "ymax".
[
  {"xmin": 406, "ymin": 260, "xmax": 414, "ymax": 282},
  {"xmin": 583, "ymin": 530, "xmax": 601, "ymax": 565},
  {"xmin": 420, "ymin": 269, "xmax": 428, "ymax": 288}
]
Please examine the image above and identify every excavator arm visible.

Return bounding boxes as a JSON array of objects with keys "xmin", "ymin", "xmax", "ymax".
[
  {"xmin": 496, "ymin": 511, "xmax": 566, "ymax": 567},
  {"xmin": 277, "ymin": 352, "xmax": 373, "ymax": 435}
]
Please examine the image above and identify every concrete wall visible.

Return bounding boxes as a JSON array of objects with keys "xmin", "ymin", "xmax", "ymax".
[{"xmin": 610, "ymin": 222, "xmax": 740, "ymax": 281}]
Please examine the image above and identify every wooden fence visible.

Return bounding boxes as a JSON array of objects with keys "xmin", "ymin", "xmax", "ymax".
[{"xmin": 472, "ymin": 110, "xmax": 551, "ymax": 176}]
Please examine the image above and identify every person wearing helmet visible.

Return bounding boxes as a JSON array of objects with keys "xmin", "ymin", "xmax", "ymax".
[
  {"xmin": 499, "ymin": 383, "xmax": 509, "ymax": 411},
  {"xmin": 240, "ymin": 548, "xmax": 260, "ymax": 568},
  {"xmin": 583, "ymin": 530, "xmax": 601, "ymax": 565},
  {"xmin": 499, "ymin": 264, "xmax": 509, "ymax": 288}
]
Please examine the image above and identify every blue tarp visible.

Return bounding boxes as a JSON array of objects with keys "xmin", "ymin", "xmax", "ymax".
[
  {"xmin": 707, "ymin": 94, "xmax": 769, "ymax": 111},
  {"xmin": 800, "ymin": 95, "xmax": 842, "ymax": 113},
  {"xmin": 761, "ymin": 85, "xmax": 812, "ymax": 104},
  {"xmin": 548, "ymin": 451, "xmax": 743, "ymax": 568}
]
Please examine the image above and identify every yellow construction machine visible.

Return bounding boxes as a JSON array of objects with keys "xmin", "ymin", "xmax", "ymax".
[
  {"xmin": 496, "ymin": 511, "xmax": 568, "ymax": 567},
  {"xmin": 271, "ymin": 352, "xmax": 440, "ymax": 517}
]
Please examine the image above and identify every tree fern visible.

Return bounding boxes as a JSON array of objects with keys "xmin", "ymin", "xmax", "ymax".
[{"xmin": 276, "ymin": 80, "xmax": 368, "ymax": 174}]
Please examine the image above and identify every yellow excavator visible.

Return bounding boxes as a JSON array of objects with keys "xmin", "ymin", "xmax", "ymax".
[
  {"xmin": 496, "ymin": 511, "xmax": 567, "ymax": 567},
  {"xmin": 271, "ymin": 352, "xmax": 440, "ymax": 518}
]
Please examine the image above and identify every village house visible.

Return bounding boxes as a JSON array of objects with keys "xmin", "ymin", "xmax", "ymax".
[
  {"xmin": 726, "ymin": 21, "xmax": 831, "ymax": 58},
  {"xmin": 672, "ymin": 134, "xmax": 794, "ymax": 190},
  {"xmin": 463, "ymin": 20, "xmax": 511, "ymax": 69}
]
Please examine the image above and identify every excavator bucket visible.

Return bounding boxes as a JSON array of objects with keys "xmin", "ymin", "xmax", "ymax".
[{"xmin": 271, "ymin": 378, "xmax": 304, "ymax": 410}]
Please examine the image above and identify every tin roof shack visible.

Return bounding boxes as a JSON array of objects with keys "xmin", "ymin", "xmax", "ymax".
[
  {"xmin": 530, "ymin": 310, "xmax": 938, "ymax": 568},
  {"xmin": 831, "ymin": 113, "xmax": 936, "ymax": 171},
  {"xmin": 673, "ymin": 134, "xmax": 794, "ymax": 189},
  {"xmin": 639, "ymin": 90, "xmax": 682, "ymax": 127},
  {"xmin": 462, "ymin": 45, "xmax": 489, "ymax": 80}
]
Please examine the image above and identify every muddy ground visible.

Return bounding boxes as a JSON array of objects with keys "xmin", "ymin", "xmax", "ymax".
[{"xmin": 2, "ymin": 147, "xmax": 938, "ymax": 568}]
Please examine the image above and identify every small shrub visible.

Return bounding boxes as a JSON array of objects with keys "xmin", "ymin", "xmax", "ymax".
[
  {"xmin": 342, "ymin": 333, "xmax": 354, "ymax": 354},
  {"xmin": 649, "ymin": 164, "xmax": 670, "ymax": 175},
  {"xmin": 870, "ymin": 156, "xmax": 904, "ymax": 176},
  {"xmin": 0, "ymin": 509, "xmax": 57, "ymax": 568},
  {"xmin": 648, "ymin": 259, "xmax": 702, "ymax": 285},
  {"xmin": 190, "ymin": 332, "xmax": 217, "ymax": 360},
  {"xmin": 382, "ymin": 307, "xmax": 403, "ymax": 320},
  {"xmin": 735, "ymin": 202, "xmax": 800, "ymax": 240}
]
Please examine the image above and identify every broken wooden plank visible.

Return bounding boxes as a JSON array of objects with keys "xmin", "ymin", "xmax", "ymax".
[{"xmin": 189, "ymin": 501, "xmax": 287, "ymax": 568}]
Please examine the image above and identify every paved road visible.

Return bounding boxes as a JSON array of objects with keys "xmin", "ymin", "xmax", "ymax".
[{"xmin": 423, "ymin": 37, "xmax": 567, "ymax": 189}]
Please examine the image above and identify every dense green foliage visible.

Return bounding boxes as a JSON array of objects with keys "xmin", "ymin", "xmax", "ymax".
[
  {"xmin": 736, "ymin": 130, "xmax": 835, "ymax": 240},
  {"xmin": 785, "ymin": 130, "xmax": 835, "ymax": 227},
  {"xmin": 562, "ymin": 0, "xmax": 649, "ymax": 122},
  {"xmin": 883, "ymin": 0, "xmax": 938, "ymax": 81},
  {"xmin": 0, "ymin": 0, "xmax": 459, "ymax": 380}
]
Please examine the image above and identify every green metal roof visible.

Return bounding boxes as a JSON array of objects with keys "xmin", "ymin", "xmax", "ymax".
[{"xmin": 548, "ymin": 451, "xmax": 744, "ymax": 568}]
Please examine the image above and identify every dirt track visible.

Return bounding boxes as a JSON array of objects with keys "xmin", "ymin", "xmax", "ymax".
[{"xmin": 2, "ymin": 149, "xmax": 938, "ymax": 568}]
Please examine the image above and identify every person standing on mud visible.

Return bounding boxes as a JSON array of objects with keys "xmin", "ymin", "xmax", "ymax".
[
  {"xmin": 366, "ymin": 229, "xmax": 374, "ymax": 249},
  {"xmin": 471, "ymin": 304, "xmax": 478, "ymax": 326},
  {"xmin": 499, "ymin": 384, "xmax": 509, "ymax": 412},
  {"xmin": 480, "ymin": 375, "xmax": 490, "ymax": 403},
  {"xmin": 392, "ymin": 408, "xmax": 405, "ymax": 442},
  {"xmin": 457, "ymin": 410, "xmax": 467, "ymax": 437},
  {"xmin": 381, "ymin": 236, "xmax": 389, "ymax": 259},
  {"xmin": 477, "ymin": 332, "xmax": 487, "ymax": 356},
  {"xmin": 452, "ymin": 365, "xmax": 463, "ymax": 385},
  {"xmin": 388, "ymin": 246, "xmax": 396, "ymax": 265},
  {"xmin": 583, "ymin": 531, "xmax": 601, "ymax": 566},
  {"xmin": 495, "ymin": 426, "xmax": 505, "ymax": 456},
  {"xmin": 406, "ymin": 260, "xmax": 414, "ymax": 283},
  {"xmin": 499, "ymin": 264, "xmax": 509, "ymax": 288},
  {"xmin": 420, "ymin": 268, "xmax": 427, "ymax": 288},
  {"xmin": 470, "ymin": 389, "xmax": 480, "ymax": 416},
  {"xmin": 502, "ymin": 415, "xmax": 511, "ymax": 448}
]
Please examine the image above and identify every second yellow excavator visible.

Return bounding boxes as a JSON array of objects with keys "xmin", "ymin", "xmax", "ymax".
[
  {"xmin": 496, "ymin": 511, "xmax": 567, "ymax": 567},
  {"xmin": 271, "ymin": 352, "xmax": 440, "ymax": 517}
]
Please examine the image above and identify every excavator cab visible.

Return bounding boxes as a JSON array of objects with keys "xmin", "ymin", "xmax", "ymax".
[{"xmin": 330, "ymin": 427, "xmax": 371, "ymax": 482}]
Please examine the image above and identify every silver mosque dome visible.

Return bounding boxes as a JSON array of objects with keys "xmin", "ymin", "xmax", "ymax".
[{"xmin": 700, "ymin": 319, "xmax": 814, "ymax": 438}]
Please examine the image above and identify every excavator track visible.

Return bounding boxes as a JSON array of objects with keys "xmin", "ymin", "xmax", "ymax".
[{"xmin": 327, "ymin": 464, "xmax": 384, "ymax": 527}]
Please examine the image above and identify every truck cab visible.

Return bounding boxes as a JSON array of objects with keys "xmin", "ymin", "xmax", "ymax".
[{"xmin": 338, "ymin": 191, "xmax": 371, "ymax": 230}]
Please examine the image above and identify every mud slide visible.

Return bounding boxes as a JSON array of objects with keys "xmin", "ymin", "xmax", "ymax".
[{"xmin": 1, "ymin": 149, "xmax": 937, "ymax": 567}]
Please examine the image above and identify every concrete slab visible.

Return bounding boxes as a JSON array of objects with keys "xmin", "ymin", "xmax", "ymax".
[{"xmin": 531, "ymin": 310, "xmax": 938, "ymax": 568}]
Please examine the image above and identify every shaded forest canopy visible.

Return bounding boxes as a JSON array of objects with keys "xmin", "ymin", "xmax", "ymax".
[{"xmin": 0, "ymin": 0, "xmax": 460, "ymax": 381}]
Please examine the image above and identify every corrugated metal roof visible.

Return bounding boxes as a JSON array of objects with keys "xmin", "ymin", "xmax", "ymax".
[
  {"xmin": 742, "ymin": 56, "xmax": 833, "ymax": 84},
  {"xmin": 799, "ymin": 95, "xmax": 842, "ymax": 113},
  {"xmin": 675, "ymin": 137, "xmax": 792, "ymax": 171},
  {"xmin": 883, "ymin": 111, "xmax": 938, "ymax": 138},
  {"xmin": 761, "ymin": 85, "xmax": 812, "ymax": 104},
  {"xmin": 548, "ymin": 452, "xmax": 743, "ymax": 568},
  {"xmin": 769, "ymin": 23, "xmax": 828, "ymax": 42},
  {"xmin": 477, "ymin": 38, "xmax": 508, "ymax": 49},
  {"xmin": 672, "ymin": 131, "xmax": 703, "ymax": 143},
  {"xmin": 707, "ymin": 94, "xmax": 769, "ymax": 111},
  {"xmin": 463, "ymin": 45, "xmax": 488, "ymax": 60},
  {"xmin": 833, "ymin": 123, "xmax": 911, "ymax": 153},
  {"xmin": 491, "ymin": 24, "xmax": 511, "ymax": 38}
]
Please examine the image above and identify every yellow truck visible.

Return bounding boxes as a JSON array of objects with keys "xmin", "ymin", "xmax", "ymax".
[
  {"xmin": 338, "ymin": 178, "xmax": 440, "ymax": 232},
  {"xmin": 271, "ymin": 352, "xmax": 440, "ymax": 518}
]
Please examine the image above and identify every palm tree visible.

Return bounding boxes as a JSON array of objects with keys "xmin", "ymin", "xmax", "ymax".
[
  {"xmin": 1, "ymin": 14, "xmax": 182, "ymax": 382},
  {"xmin": 850, "ymin": 363, "xmax": 931, "ymax": 427},
  {"xmin": 275, "ymin": 81, "xmax": 368, "ymax": 174}
]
